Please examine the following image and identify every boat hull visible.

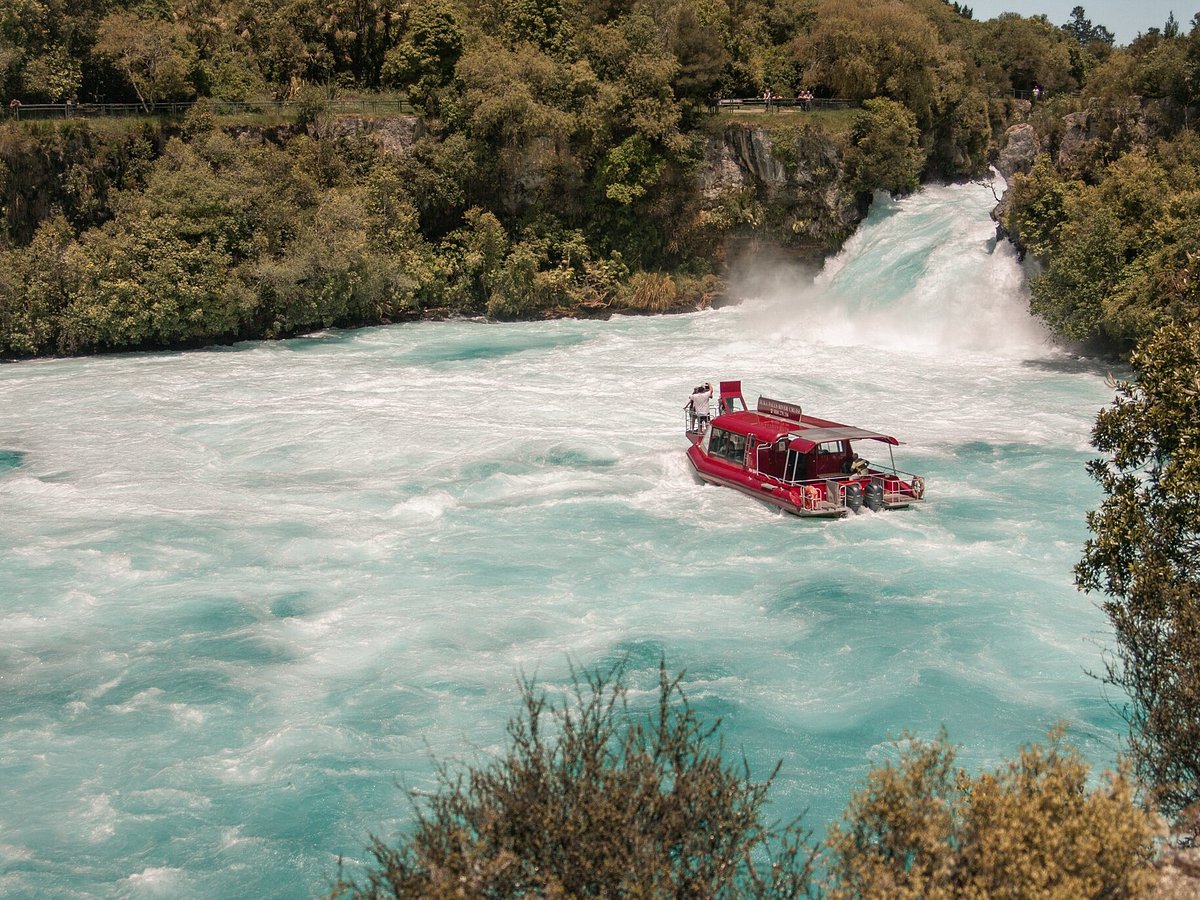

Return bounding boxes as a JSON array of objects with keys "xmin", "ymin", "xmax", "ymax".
[{"xmin": 686, "ymin": 445, "xmax": 847, "ymax": 518}]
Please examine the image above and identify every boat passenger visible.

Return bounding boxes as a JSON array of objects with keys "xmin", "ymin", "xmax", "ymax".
[{"xmin": 690, "ymin": 383, "xmax": 712, "ymax": 430}]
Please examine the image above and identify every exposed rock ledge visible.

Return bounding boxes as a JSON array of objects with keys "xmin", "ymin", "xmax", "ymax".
[{"xmin": 699, "ymin": 124, "xmax": 864, "ymax": 262}]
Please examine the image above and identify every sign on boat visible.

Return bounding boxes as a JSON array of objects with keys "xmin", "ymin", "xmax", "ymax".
[{"xmin": 685, "ymin": 381, "xmax": 927, "ymax": 518}]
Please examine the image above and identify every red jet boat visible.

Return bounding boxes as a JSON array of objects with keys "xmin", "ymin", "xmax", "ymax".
[{"xmin": 685, "ymin": 381, "xmax": 926, "ymax": 518}]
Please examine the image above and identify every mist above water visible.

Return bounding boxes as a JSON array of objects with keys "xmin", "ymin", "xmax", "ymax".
[
  {"xmin": 0, "ymin": 183, "xmax": 1118, "ymax": 897},
  {"xmin": 733, "ymin": 182, "xmax": 1053, "ymax": 356}
]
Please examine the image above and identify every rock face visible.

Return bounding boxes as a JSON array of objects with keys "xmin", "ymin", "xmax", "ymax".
[
  {"xmin": 996, "ymin": 123, "xmax": 1039, "ymax": 181},
  {"xmin": 1055, "ymin": 105, "xmax": 1146, "ymax": 177},
  {"xmin": 1154, "ymin": 846, "xmax": 1200, "ymax": 898},
  {"xmin": 1056, "ymin": 111, "xmax": 1096, "ymax": 175},
  {"xmin": 323, "ymin": 114, "xmax": 427, "ymax": 155},
  {"xmin": 991, "ymin": 122, "xmax": 1040, "ymax": 230},
  {"xmin": 699, "ymin": 124, "xmax": 863, "ymax": 260},
  {"xmin": 264, "ymin": 114, "xmax": 864, "ymax": 264},
  {"xmin": 702, "ymin": 126, "xmax": 788, "ymax": 196}
]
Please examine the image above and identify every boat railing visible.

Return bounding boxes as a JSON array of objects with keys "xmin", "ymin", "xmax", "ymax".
[{"xmin": 768, "ymin": 468, "xmax": 926, "ymax": 510}]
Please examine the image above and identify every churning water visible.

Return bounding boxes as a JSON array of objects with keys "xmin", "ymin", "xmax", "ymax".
[{"xmin": 0, "ymin": 183, "xmax": 1122, "ymax": 897}]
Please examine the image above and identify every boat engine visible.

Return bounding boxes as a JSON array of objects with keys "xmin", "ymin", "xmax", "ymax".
[
  {"xmin": 864, "ymin": 480, "xmax": 884, "ymax": 512},
  {"xmin": 844, "ymin": 482, "xmax": 863, "ymax": 513}
]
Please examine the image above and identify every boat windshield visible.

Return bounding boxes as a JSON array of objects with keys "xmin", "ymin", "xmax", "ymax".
[{"xmin": 707, "ymin": 428, "xmax": 746, "ymax": 465}]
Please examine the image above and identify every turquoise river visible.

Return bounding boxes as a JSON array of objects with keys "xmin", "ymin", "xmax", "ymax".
[{"xmin": 0, "ymin": 182, "xmax": 1124, "ymax": 897}]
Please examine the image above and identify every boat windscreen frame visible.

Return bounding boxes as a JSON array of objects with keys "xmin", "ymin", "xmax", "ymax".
[{"xmin": 787, "ymin": 426, "xmax": 899, "ymax": 453}]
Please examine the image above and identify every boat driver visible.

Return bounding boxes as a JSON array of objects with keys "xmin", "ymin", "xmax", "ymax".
[{"xmin": 847, "ymin": 451, "xmax": 870, "ymax": 476}]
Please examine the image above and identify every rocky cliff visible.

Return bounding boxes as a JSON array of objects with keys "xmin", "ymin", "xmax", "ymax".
[
  {"xmin": 699, "ymin": 123, "xmax": 865, "ymax": 263},
  {"xmin": 319, "ymin": 116, "xmax": 867, "ymax": 266}
]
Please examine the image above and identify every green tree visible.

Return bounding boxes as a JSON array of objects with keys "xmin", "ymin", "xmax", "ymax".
[
  {"xmin": 1077, "ymin": 324, "xmax": 1200, "ymax": 817},
  {"xmin": 669, "ymin": 1, "xmax": 728, "ymax": 115},
  {"xmin": 440, "ymin": 206, "xmax": 509, "ymax": 309},
  {"xmin": 61, "ymin": 213, "xmax": 249, "ymax": 352},
  {"xmin": 597, "ymin": 133, "xmax": 664, "ymax": 205},
  {"xmin": 1063, "ymin": 5, "xmax": 1114, "ymax": 48},
  {"xmin": 249, "ymin": 181, "xmax": 427, "ymax": 334},
  {"xmin": 379, "ymin": 0, "xmax": 462, "ymax": 105},
  {"xmin": 228, "ymin": 0, "xmax": 334, "ymax": 96},
  {"xmin": 0, "ymin": 213, "xmax": 75, "ymax": 356},
  {"xmin": 1018, "ymin": 146, "xmax": 1199, "ymax": 349},
  {"xmin": 1002, "ymin": 155, "xmax": 1073, "ymax": 258},
  {"xmin": 981, "ymin": 13, "xmax": 1076, "ymax": 95},
  {"xmin": 330, "ymin": 663, "xmax": 815, "ymax": 898},
  {"xmin": 1027, "ymin": 197, "xmax": 1123, "ymax": 344},
  {"xmin": 19, "ymin": 43, "xmax": 81, "ymax": 102},
  {"xmin": 95, "ymin": 11, "xmax": 197, "ymax": 111},
  {"xmin": 845, "ymin": 97, "xmax": 924, "ymax": 196},
  {"xmin": 313, "ymin": 0, "xmax": 405, "ymax": 87}
]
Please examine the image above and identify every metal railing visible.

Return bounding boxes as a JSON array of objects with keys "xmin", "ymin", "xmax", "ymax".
[
  {"xmin": 787, "ymin": 470, "xmax": 926, "ymax": 512},
  {"xmin": 4, "ymin": 97, "xmax": 415, "ymax": 121},
  {"xmin": 714, "ymin": 97, "xmax": 857, "ymax": 112}
]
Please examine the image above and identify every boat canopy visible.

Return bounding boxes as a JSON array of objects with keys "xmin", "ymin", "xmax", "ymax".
[
  {"xmin": 709, "ymin": 413, "xmax": 900, "ymax": 453},
  {"xmin": 787, "ymin": 426, "xmax": 899, "ymax": 452},
  {"xmin": 711, "ymin": 412, "xmax": 796, "ymax": 443}
]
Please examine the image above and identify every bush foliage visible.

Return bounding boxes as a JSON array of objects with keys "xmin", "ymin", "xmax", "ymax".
[
  {"xmin": 999, "ymin": 17, "xmax": 1200, "ymax": 352},
  {"xmin": 330, "ymin": 664, "xmax": 1162, "ymax": 899},
  {"xmin": 330, "ymin": 664, "xmax": 815, "ymax": 898},
  {"xmin": 823, "ymin": 729, "xmax": 1160, "ymax": 898}
]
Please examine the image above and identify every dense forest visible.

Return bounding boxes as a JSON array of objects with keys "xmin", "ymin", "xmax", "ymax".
[{"xmin": 1, "ymin": 0, "xmax": 1195, "ymax": 357}]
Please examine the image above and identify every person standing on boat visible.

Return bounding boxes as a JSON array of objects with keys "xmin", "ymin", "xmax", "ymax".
[{"xmin": 690, "ymin": 383, "xmax": 713, "ymax": 431}]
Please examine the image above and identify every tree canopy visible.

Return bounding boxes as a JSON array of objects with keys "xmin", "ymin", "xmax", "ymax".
[
  {"xmin": 1078, "ymin": 325, "xmax": 1200, "ymax": 816},
  {"xmin": 3, "ymin": 1, "xmax": 1198, "ymax": 357}
]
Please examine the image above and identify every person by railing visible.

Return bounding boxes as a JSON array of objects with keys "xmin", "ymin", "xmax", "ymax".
[
  {"xmin": 7, "ymin": 97, "xmax": 20, "ymax": 119},
  {"xmin": 714, "ymin": 95, "xmax": 856, "ymax": 112}
]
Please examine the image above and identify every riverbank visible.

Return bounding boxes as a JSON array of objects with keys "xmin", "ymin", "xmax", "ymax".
[{"xmin": 0, "ymin": 106, "xmax": 875, "ymax": 360}]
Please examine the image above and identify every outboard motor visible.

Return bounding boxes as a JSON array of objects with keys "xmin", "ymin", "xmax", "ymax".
[
  {"xmin": 844, "ymin": 482, "xmax": 863, "ymax": 513},
  {"xmin": 864, "ymin": 479, "xmax": 884, "ymax": 512}
]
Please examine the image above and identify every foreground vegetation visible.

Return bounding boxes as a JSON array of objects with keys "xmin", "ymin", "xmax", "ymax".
[
  {"xmin": 1078, "ymin": 326, "xmax": 1200, "ymax": 820},
  {"xmin": 330, "ymin": 663, "xmax": 1162, "ymax": 898}
]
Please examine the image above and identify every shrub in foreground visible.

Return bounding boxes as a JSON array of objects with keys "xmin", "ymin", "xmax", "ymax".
[
  {"xmin": 823, "ymin": 728, "xmax": 1161, "ymax": 899},
  {"xmin": 331, "ymin": 664, "xmax": 814, "ymax": 898},
  {"xmin": 334, "ymin": 664, "xmax": 1163, "ymax": 899}
]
